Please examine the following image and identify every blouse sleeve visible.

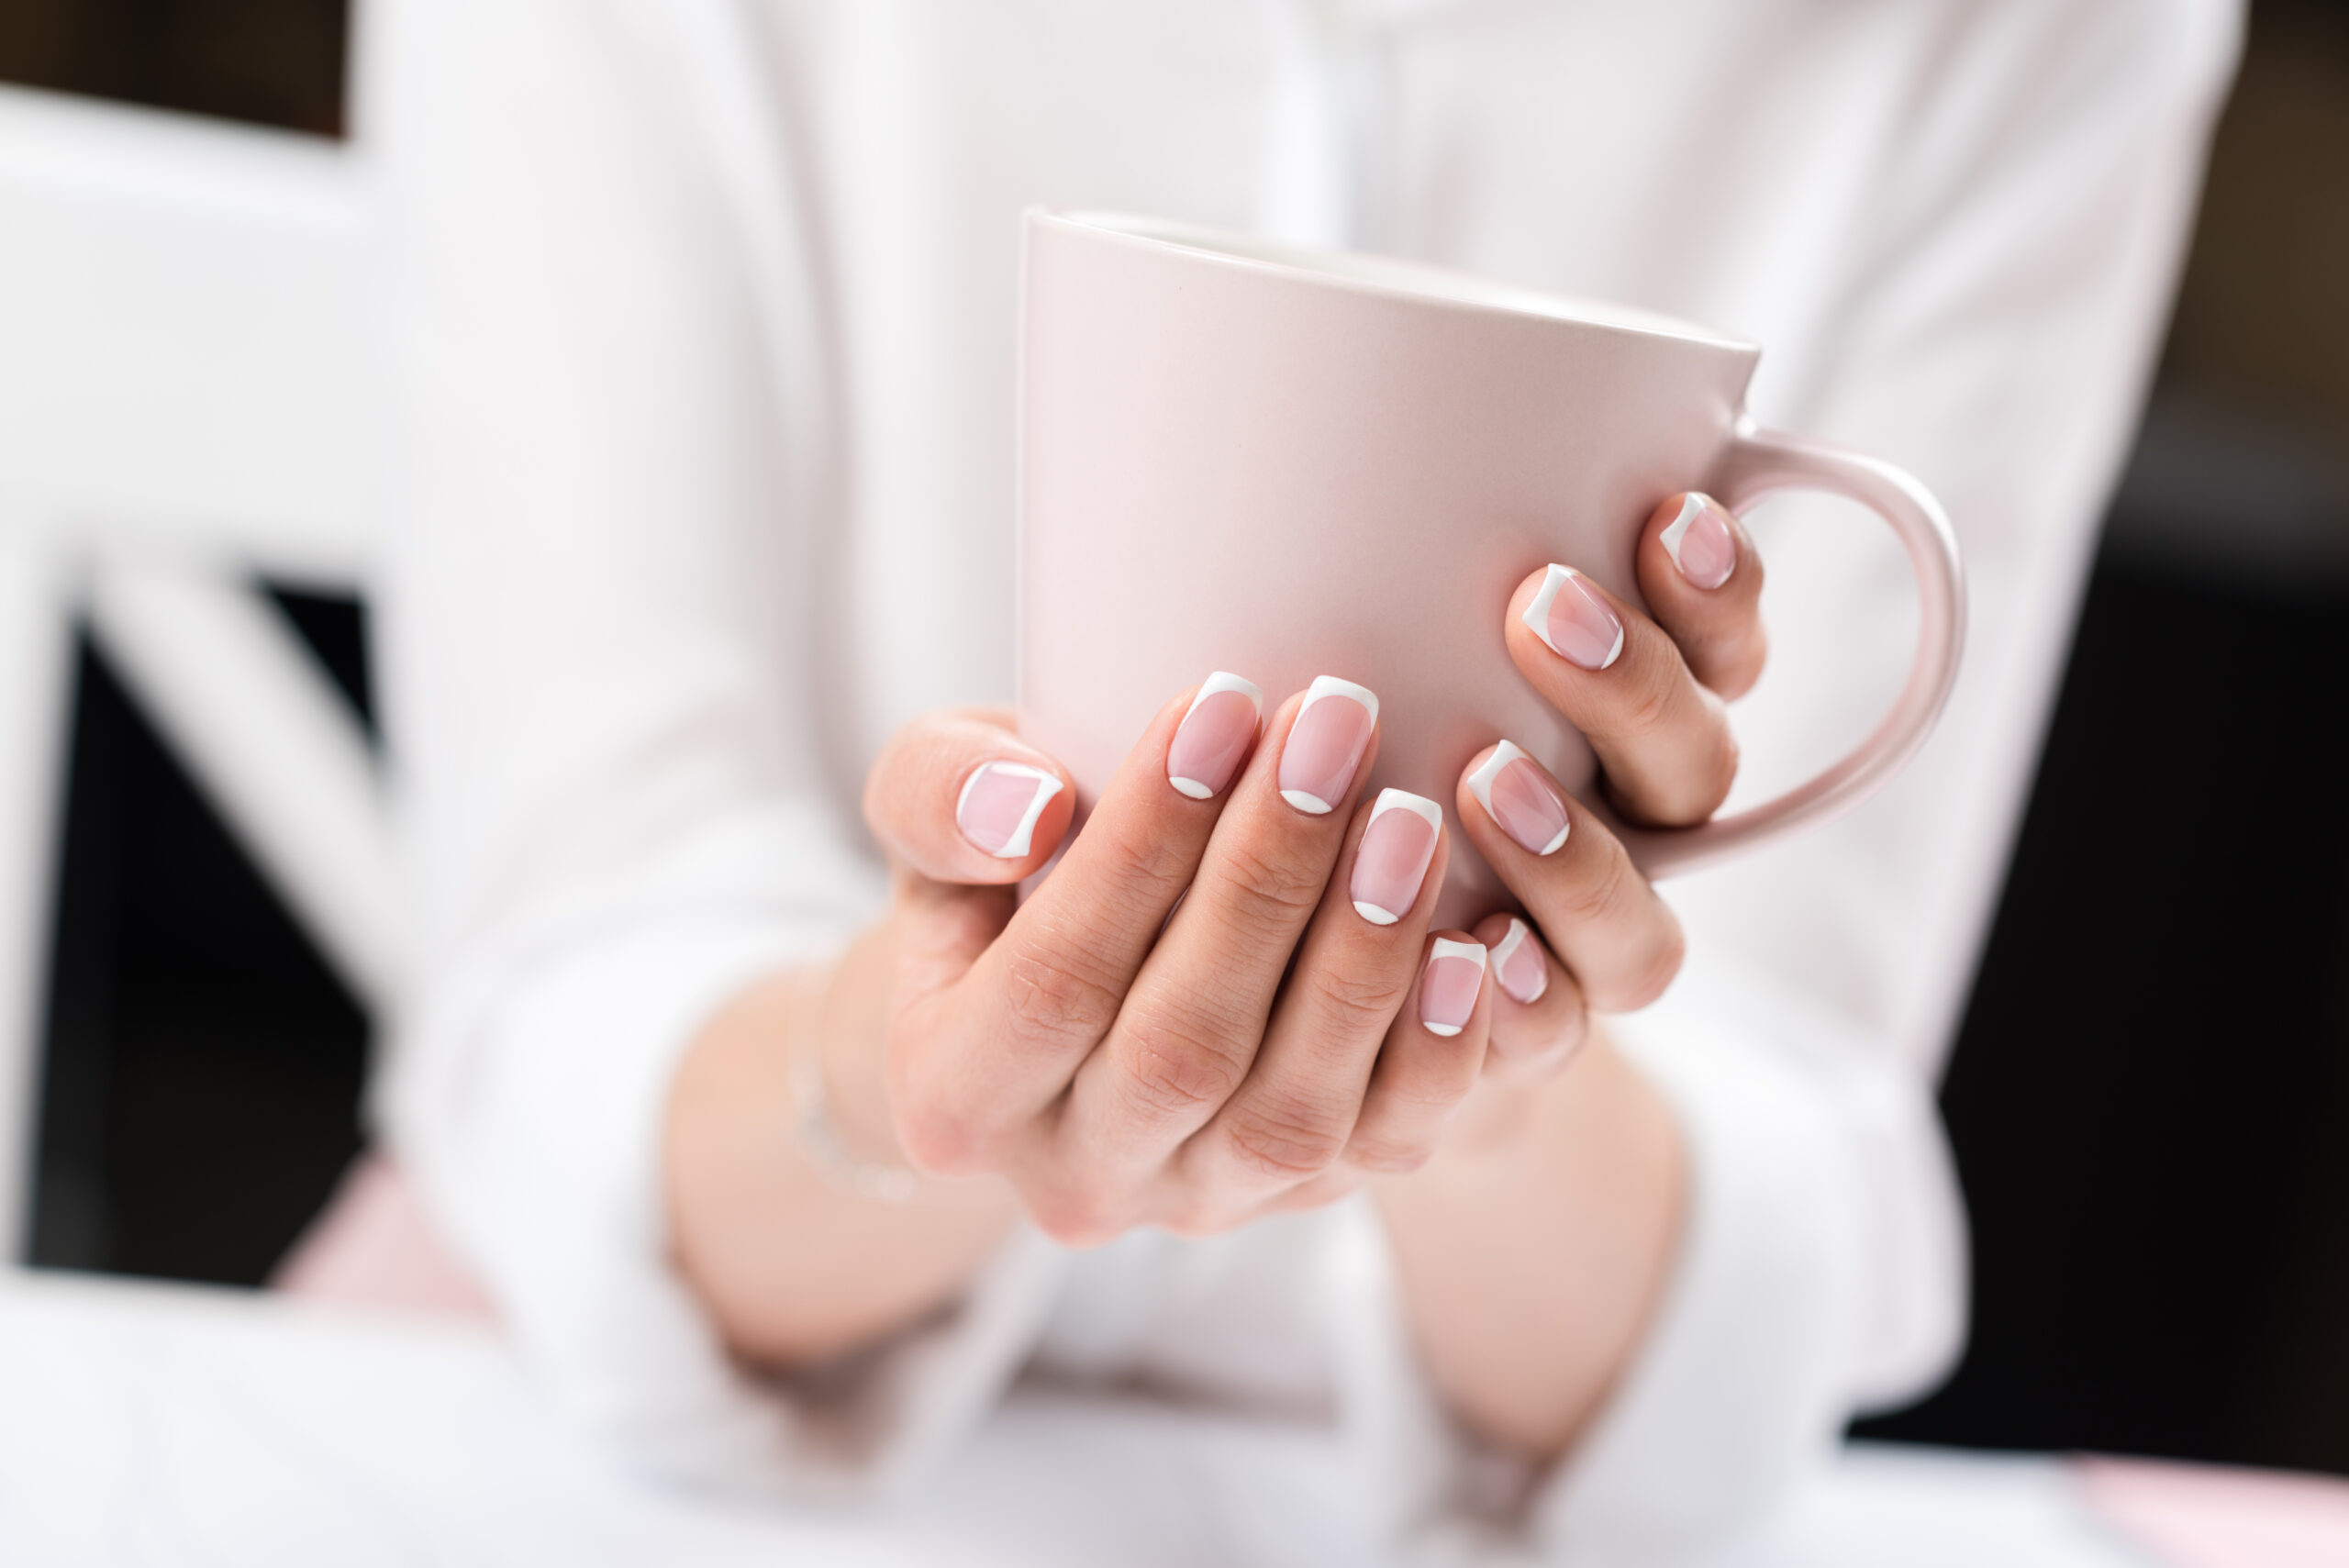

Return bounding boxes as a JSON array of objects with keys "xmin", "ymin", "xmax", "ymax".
[
  {"xmin": 1331, "ymin": 1, "xmax": 2241, "ymax": 1557},
  {"xmin": 363, "ymin": 0, "xmax": 1063, "ymax": 1493}
]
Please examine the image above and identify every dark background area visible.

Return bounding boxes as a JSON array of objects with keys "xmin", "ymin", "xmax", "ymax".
[{"xmin": 6, "ymin": 0, "xmax": 2347, "ymax": 1480}]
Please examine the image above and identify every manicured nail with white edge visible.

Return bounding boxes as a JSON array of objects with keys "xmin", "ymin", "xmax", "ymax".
[
  {"xmin": 1522, "ymin": 564, "xmax": 1624, "ymax": 671},
  {"xmin": 1490, "ymin": 917, "xmax": 1548, "ymax": 1005},
  {"xmin": 1659, "ymin": 493, "xmax": 1736, "ymax": 591},
  {"xmin": 1350, "ymin": 789, "xmax": 1442, "ymax": 926},
  {"xmin": 1466, "ymin": 740, "xmax": 1571, "ymax": 856},
  {"xmin": 1279, "ymin": 676, "xmax": 1379, "ymax": 815},
  {"xmin": 1419, "ymin": 938, "xmax": 1488, "ymax": 1037},
  {"xmin": 956, "ymin": 762, "xmax": 1062, "ymax": 858},
  {"xmin": 1166, "ymin": 673, "xmax": 1264, "ymax": 799}
]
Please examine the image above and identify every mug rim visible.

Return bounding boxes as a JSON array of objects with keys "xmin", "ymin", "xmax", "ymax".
[{"xmin": 1034, "ymin": 207, "xmax": 1757, "ymax": 357}]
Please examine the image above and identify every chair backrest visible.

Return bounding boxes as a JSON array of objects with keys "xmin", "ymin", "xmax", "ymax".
[{"xmin": 0, "ymin": 81, "xmax": 393, "ymax": 1262}]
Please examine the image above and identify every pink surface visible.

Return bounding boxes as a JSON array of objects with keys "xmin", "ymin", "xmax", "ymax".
[
  {"xmin": 272, "ymin": 1154, "xmax": 495, "ymax": 1321},
  {"xmin": 2073, "ymin": 1454, "xmax": 2349, "ymax": 1568},
  {"xmin": 1018, "ymin": 211, "xmax": 1965, "ymax": 927}
]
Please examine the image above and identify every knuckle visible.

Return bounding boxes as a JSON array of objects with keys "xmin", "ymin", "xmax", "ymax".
[
  {"xmin": 1554, "ymin": 840, "xmax": 1637, "ymax": 929},
  {"xmin": 997, "ymin": 930, "xmax": 1124, "ymax": 1053},
  {"xmin": 1613, "ymin": 657, "xmax": 1682, "ymax": 743},
  {"xmin": 1347, "ymin": 1130, "xmax": 1436, "ymax": 1177},
  {"xmin": 1223, "ymin": 1099, "xmax": 1351, "ymax": 1183},
  {"xmin": 1118, "ymin": 1016, "xmax": 1252, "ymax": 1119},
  {"xmin": 1213, "ymin": 838, "xmax": 1329, "ymax": 934},
  {"xmin": 1090, "ymin": 807, "xmax": 1203, "ymax": 905},
  {"xmin": 1305, "ymin": 962, "xmax": 1408, "ymax": 1035}
]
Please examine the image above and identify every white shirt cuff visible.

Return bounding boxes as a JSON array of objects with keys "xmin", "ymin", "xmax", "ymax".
[{"xmin": 384, "ymin": 893, "xmax": 1069, "ymax": 1497}]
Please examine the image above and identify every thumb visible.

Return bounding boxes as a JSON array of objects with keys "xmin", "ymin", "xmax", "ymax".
[{"xmin": 863, "ymin": 706, "xmax": 1074, "ymax": 884}]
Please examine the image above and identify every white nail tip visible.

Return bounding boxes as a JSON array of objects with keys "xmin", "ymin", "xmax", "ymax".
[
  {"xmin": 1467, "ymin": 741, "xmax": 1571, "ymax": 854},
  {"xmin": 1298, "ymin": 673, "xmax": 1380, "ymax": 728},
  {"xmin": 1169, "ymin": 777, "xmax": 1215, "ymax": 800},
  {"xmin": 1424, "ymin": 1022, "xmax": 1464, "ymax": 1038},
  {"xmin": 1353, "ymin": 899, "xmax": 1401, "ymax": 926},
  {"xmin": 1465, "ymin": 740, "xmax": 1529, "ymax": 821},
  {"xmin": 957, "ymin": 762, "xmax": 1063, "ymax": 859},
  {"xmin": 1492, "ymin": 917, "xmax": 1547, "ymax": 1003},
  {"xmin": 1521, "ymin": 564, "xmax": 1623, "ymax": 669},
  {"xmin": 1368, "ymin": 788, "xmax": 1442, "ymax": 832},
  {"xmin": 1659, "ymin": 493, "xmax": 1706, "ymax": 572},
  {"xmin": 1521, "ymin": 564, "xmax": 1571, "ymax": 656},
  {"xmin": 1430, "ymin": 936, "xmax": 1488, "ymax": 971},
  {"xmin": 1181, "ymin": 671, "xmax": 1265, "ymax": 724},
  {"xmin": 1282, "ymin": 788, "xmax": 1335, "ymax": 815}
]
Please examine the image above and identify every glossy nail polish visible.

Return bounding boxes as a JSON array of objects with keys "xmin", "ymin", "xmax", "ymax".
[
  {"xmin": 1166, "ymin": 672, "xmax": 1264, "ymax": 799},
  {"xmin": 1522, "ymin": 564, "xmax": 1624, "ymax": 670},
  {"xmin": 1350, "ymin": 789, "xmax": 1442, "ymax": 925},
  {"xmin": 1490, "ymin": 917, "xmax": 1548, "ymax": 1005},
  {"xmin": 1419, "ymin": 938, "xmax": 1488, "ymax": 1037},
  {"xmin": 956, "ymin": 762, "xmax": 1063, "ymax": 858},
  {"xmin": 1279, "ymin": 676, "xmax": 1379, "ymax": 814},
  {"xmin": 1660, "ymin": 494, "xmax": 1735, "ymax": 590},
  {"xmin": 1466, "ymin": 740, "xmax": 1571, "ymax": 856}
]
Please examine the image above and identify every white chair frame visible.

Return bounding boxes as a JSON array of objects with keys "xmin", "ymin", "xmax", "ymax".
[{"xmin": 0, "ymin": 79, "xmax": 394, "ymax": 1263}]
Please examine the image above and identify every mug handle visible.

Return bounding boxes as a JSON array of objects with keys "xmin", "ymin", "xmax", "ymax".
[{"xmin": 1611, "ymin": 422, "xmax": 1967, "ymax": 878}]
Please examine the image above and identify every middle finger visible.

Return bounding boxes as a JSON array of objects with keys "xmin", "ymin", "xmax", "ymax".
[{"xmin": 1053, "ymin": 678, "xmax": 1383, "ymax": 1202}]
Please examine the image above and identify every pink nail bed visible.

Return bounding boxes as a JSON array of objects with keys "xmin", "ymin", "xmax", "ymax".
[
  {"xmin": 956, "ymin": 762, "xmax": 1063, "ymax": 858},
  {"xmin": 1419, "ymin": 939, "xmax": 1487, "ymax": 1037},
  {"xmin": 1491, "ymin": 917, "xmax": 1548, "ymax": 1005},
  {"xmin": 1351, "ymin": 789, "xmax": 1442, "ymax": 925},
  {"xmin": 1166, "ymin": 672, "xmax": 1264, "ymax": 799},
  {"xmin": 1522, "ymin": 564, "xmax": 1624, "ymax": 670},
  {"xmin": 1465, "ymin": 740, "xmax": 1570, "ymax": 856},
  {"xmin": 1279, "ymin": 676, "xmax": 1379, "ymax": 815},
  {"xmin": 1660, "ymin": 494, "xmax": 1735, "ymax": 590}
]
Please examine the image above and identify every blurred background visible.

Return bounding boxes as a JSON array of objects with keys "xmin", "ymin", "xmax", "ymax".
[{"xmin": 3, "ymin": 0, "xmax": 2344, "ymax": 1480}]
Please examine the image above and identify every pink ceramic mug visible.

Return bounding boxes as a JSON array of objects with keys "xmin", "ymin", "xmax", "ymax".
[{"xmin": 1018, "ymin": 209, "xmax": 1964, "ymax": 928}]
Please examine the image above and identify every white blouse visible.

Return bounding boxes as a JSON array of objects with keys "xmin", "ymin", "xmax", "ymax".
[{"xmin": 362, "ymin": 0, "xmax": 2237, "ymax": 1557}]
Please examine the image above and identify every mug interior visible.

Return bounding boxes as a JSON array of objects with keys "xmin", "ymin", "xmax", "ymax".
[{"xmin": 1050, "ymin": 208, "xmax": 1753, "ymax": 352}]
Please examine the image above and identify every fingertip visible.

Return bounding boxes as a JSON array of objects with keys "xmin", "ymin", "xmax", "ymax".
[
  {"xmin": 1416, "ymin": 928, "xmax": 1490, "ymax": 1040},
  {"xmin": 953, "ymin": 757, "xmax": 1074, "ymax": 869}
]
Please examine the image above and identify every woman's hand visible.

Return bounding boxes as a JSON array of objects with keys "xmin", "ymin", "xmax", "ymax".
[
  {"xmin": 1443, "ymin": 492, "xmax": 1766, "ymax": 1094},
  {"xmin": 1373, "ymin": 491, "xmax": 1763, "ymax": 1458},
  {"xmin": 854, "ymin": 674, "xmax": 1497, "ymax": 1243}
]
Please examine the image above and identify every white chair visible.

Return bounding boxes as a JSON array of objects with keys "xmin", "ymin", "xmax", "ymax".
[{"xmin": 0, "ymin": 79, "xmax": 395, "ymax": 1264}]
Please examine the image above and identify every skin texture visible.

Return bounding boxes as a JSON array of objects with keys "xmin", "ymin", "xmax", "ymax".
[{"xmin": 666, "ymin": 493, "xmax": 1762, "ymax": 1457}]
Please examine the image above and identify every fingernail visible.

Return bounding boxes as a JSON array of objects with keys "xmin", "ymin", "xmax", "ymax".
[
  {"xmin": 1167, "ymin": 672, "xmax": 1264, "ymax": 799},
  {"xmin": 1350, "ymin": 789, "xmax": 1442, "ymax": 925},
  {"xmin": 1660, "ymin": 494, "xmax": 1735, "ymax": 590},
  {"xmin": 1491, "ymin": 917, "xmax": 1548, "ymax": 1005},
  {"xmin": 1279, "ymin": 676, "xmax": 1379, "ymax": 815},
  {"xmin": 1419, "ymin": 938, "xmax": 1487, "ymax": 1037},
  {"xmin": 1466, "ymin": 740, "xmax": 1571, "ymax": 856},
  {"xmin": 1522, "ymin": 565, "xmax": 1624, "ymax": 670},
  {"xmin": 956, "ymin": 762, "xmax": 1063, "ymax": 858}
]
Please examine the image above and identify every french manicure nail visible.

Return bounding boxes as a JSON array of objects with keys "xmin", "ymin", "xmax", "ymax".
[
  {"xmin": 1350, "ymin": 789, "xmax": 1442, "ymax": 926},
  {"xmin": 1522, "ymin": 564, "xmax": 1624, "ymax": 670},
  {"xmin": 1465, "ymin": 740, "xmax": 1571, "ymax": 856},
  {"xmin": 1660, "ymin": 494, "xmax": 1735, "ymax": 590},
  {"xmin": 1167, "ymin": 672, "xmax": 1264, "ymax": 799},
  {"xmin": 1419, "ymin": 938, "xmax": 1488, "ymax": 1037},
  {"xmin": 1279, "ymin": 676, "xmax": 1379, "ymax": 815},
  {"xmin": 956, "ymin": 762, "xmax": 1063, "ymax": 858},
  {"xmin": 1491, "ymin": 917, "xmax": 1548, "ymax": 1005}
]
